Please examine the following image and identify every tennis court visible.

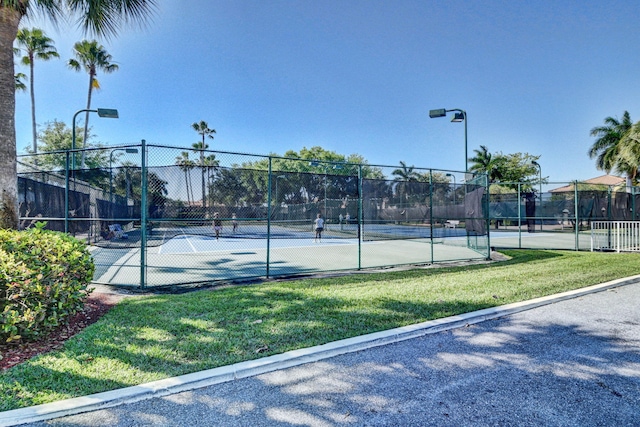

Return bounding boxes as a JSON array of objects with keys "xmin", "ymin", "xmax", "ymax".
[
  {"xmin": 490, "ymin": 230, "xmax": 593, "ymax": 250},
  {"xmin": 18, "ymin": 143, "xmax": 491, "ymax": 289},
  {"xmin": 91, "ymin": 225, "xmax": 484, "ymax": 288}
]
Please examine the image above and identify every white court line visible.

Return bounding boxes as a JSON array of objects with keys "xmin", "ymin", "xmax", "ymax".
[
  {"xmin": 184, "ymin": 235, "xmax": 198, "ymax": 253},
  {"xmin": 157, "ymin": 228, "xmax": 199, "ymax": 254},
  {"xmin": 158, "ymin": 237, "xmax": 363, "ymax": 255}
]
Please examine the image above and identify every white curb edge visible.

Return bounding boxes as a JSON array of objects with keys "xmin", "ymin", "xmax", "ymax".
[{"xmin": 2, "ymin": 274, "xmax": 639, "ymax": 427}]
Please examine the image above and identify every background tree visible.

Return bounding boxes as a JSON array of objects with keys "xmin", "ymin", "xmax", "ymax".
[
  {"xmin": 112, "ymin": 163, "xmax": 168, "ymax": 215},
  {"xmin": 468, "ymin": 145, "xmax": 501, "ymax": 182},
  {"xmin": 392, "ymin": 161, "xmax": 420, "ymax": 202},
  {"xmin": 175, "ymin": 151, "xmax": 195, "ymax": 205},
  {"xmin": 0, "ymin": 0, "xmax": 156, "ymax": 229},
  {"xmin": 615, "ymin": 120, "xmax": 640, "ymax": 184},
  {"xmin": 15, "ymin": 27, "xmax": 59, "ymax": 157},
  {"xmin": 68, "ymin": 40, "xmax": 118, "ymax": 170},
  {"xmin": 203, "ymin": 154, "xmax": 219, "ymax": 206},
  {"xmin": 30, "ymin": 120, "xmax": 110, "ymax": 187},
  {"xmin": 491, "ymin": 152, "xmax": 541, "ymax": 191},
  {"xmin": 468, "ymin": 146, "xmax": 541, "ymax": 191},
  {"xmin": 589, "ymin": 111, "xmax": 635, "ymax": 182},
  {"xmin": 192, "ymin": 120, "xmax": 216, "ymax": 208},
  {"xmin": 14, "ymin": 72, "xmax": 27, "ymax": 92}
]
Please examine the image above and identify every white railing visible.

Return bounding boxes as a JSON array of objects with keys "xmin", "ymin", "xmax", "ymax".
[{"xmin": 591, "ymin": 221, "xmax": 640, "ymax": 252}]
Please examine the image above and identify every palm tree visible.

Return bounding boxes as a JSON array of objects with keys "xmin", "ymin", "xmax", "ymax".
[
  {"xmin": 392, "ymin": 161, "xmax": 420, "ymax": 201},
  {"xmin": 68, "ymin": 40, "xmax": 118, "ymax": 169},
  {"xmin": 176, "ymin": 151, "xmax": 195, "ymax": 205},
  {"xmin": 203, "ymin": 154, "xmax": 220, "ymax": 206},
  {"xmin": 192, "ymin": 120, "xmax": 216, "ymax": 208},
  {"xmin": 0, "ymin": 0, "xmax": 157, "ymax": 229},
  {"xmin": 14, "ymin": 72, "xmax": 27, "ymax": 92},
  {"xmin": 588, "ymin": 111, "xmax": 633, "ymax": 175},
  {"xmin": 15, "ymin": 27, "xmax": 59, "ymax": 156},
  {"xmin": 468, "ymin": 145, "xmax": 501, "ymax": 182},
  {"xmin": 615, "ymin": 121, "xmax": 640, "ymax": 184}
]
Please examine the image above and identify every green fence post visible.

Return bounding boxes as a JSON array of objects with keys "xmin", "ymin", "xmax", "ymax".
[
  {"xmin": 518, "ymin": 183, "xmax": 522, "ymax": 248},
  {"xmin": 64, "ymin": 150, "xmax": 70, "ymax": 234},
  {"xmin": 267, "ymin": 158, "xmax": 272, "ymax": 278},
  {"xmin": 358, "ymin": 164, "xmax": 362, "ymax": 270},
  {"xmin": 140, "ymin": 139, "xmax": 147, "ymax": 290},
  {"xmin": 574, "ymin": 181, "xmax": 579, "ymax": 251},
  {"xmin": 429, "ymin": 169, "xmax": 434, "ymax": 264},
  {"xmin": 485, "ymin": 173, "xmax": 491, "ymax": 260}
]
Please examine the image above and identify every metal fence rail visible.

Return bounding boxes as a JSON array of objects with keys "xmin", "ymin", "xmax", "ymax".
[
  {"xmin": 17, "ymin": 143, "xmax": 490, "ymax": 290},
  {"xmin": 591, "ymin": 221, "xmax": 640, "ymax": 253}
]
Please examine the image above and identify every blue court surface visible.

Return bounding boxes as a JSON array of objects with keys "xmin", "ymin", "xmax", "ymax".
[{"xmin": 157, "ymin": 234, "xmax": 360, "ymax": 254}]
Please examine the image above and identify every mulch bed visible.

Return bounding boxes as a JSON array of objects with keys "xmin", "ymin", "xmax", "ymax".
[{"xmin": 0, "ymin": 292, "xmax": 124, "ymax": 371}]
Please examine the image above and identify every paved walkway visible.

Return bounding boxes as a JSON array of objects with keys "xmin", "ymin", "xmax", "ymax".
[{"xmin": 5, "ymin": 278, "xmax": 640, "ymax": 426}]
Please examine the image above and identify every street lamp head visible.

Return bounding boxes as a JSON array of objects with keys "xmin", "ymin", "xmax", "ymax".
[
  {"xmin": 531, "ymin": 160, "xmax": 540, "ymax": 167},
  {"xmin": 451, "ymin": 112, "xmax": 465, "ymax": 122},
  {"xmin": 125, "ymin": 148, "xmax": 138, "ymax": 154},
  {"xmin": 429, "ymin": 109, "xmax": 447, "ymax": 118},
  {"xmin": 97, "ymin": 108, "xmax": 119, "ymax": 119}
]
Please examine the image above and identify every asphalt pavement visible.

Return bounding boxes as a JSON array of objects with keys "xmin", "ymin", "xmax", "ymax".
[{"xmin": 4, "ymin": 277, "xmax": 640, "ymax": 426}]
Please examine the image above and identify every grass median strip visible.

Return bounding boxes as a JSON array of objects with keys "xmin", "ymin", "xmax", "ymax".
[{"xmin": 2, "ymin": 249, "xmax": 639, "ymax": 411}]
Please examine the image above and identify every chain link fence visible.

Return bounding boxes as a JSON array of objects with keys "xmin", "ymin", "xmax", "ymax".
[
  {"xmin": 489, "ymin": 181, "xmax": 640, "ymax": 250},
  {"xmin": 17, "ymin": 142, "xmax": 489, "ymax": 290}
]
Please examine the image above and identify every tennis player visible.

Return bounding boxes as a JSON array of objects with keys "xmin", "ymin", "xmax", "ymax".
[
  {"xmin": 213, "ymin": 212, "xmax": 222, "ymax": 239},
  {"xmin": 314, "ymin": 213, "xmax": 324, "ymax": 242}
]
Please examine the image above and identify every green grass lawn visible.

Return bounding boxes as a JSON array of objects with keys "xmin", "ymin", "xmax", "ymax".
[{"xmin": 2, "ymin": 249, "xmax": 639, "ymax": 411}]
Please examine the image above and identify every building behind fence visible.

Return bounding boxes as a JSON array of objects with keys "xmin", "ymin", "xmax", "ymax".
[{"xmin": 17, "ymin": 142, "xmax": 490, "ymax": 290}]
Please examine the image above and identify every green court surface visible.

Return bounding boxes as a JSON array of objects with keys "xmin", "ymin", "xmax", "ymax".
[{"xmin": 90, "ymin": 236, "xmax": 485, "ymax": 289}]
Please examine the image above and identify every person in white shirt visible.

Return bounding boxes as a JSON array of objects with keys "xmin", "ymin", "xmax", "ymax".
[{"xmin": 314, "ymin": 213, "xmax": 324, "ymax": 242}]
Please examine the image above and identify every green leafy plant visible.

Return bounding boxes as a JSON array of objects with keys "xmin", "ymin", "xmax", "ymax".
[{"xmin": 0, "ymin": 223, "xmax": 94, "ymax": 342}]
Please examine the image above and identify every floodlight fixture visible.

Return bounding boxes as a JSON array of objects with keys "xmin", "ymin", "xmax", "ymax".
[
  {"xmin": 97, "ymin": 108, "xmax": 119, "ymax": 119},
  {"xmin": 429, "ymin": 108, "xmax": 468, "ymax": 171},
  {"xmin": 429, "ymin": 109, "xmax": 447, "ymax": 118},
  {"xmin": 71, "ymin": 107, "xmax": 119, "ymax": 169},
  {"xmin": 451, "ymin": 112, "xmax": 465, "ymax": 122}
]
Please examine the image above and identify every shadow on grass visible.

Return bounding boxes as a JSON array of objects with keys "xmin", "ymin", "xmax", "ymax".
[
  {"xmin": 0, "ymin": 249, "xmax": 601, "ymax": 411},
  {"xmin": 20, "ymin": 293, "xmax": 640, "ymax": 426}
]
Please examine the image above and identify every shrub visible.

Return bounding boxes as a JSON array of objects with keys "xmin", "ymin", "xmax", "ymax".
[{"xmin": 0, "ymin": 223, "xmax": 94, "ymax": 343}]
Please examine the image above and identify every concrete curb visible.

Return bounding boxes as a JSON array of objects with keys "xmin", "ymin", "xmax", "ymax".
[{"xmin": 2, "ymin": 274, "xmax": 639, "ymax": 427}]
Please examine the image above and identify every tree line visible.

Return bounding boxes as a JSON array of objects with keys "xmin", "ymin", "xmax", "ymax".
[
  {"xmin": 0, "ymin": 1, "xmax": 636, "ymax": 228},
  {"xmin": 1, "ymin": 0, "xmax": 158, "ymax": 229}
]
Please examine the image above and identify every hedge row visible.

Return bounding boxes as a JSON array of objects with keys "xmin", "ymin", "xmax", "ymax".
[{"xmin": 0, "ymin": 224, "xmax": 95, "ymax": 343}]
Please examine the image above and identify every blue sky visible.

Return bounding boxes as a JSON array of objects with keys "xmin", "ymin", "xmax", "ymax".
[{"xmin": 15, "ymin": 0, "xmax": 640, "ymax": 183}]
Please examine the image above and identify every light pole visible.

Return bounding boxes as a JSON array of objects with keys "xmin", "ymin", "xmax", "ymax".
[
  {"xmin": 429, "ymin": 108, "xmax": 467, "ymax": 171},
  {"xmin": 275, "ymin": 175, "xmax": 286, "ymax": 220},
  {"xmin": 109, "ymin": 148, "xmax": 139, "ymax": 205},
  {"xmin": 532, "ymin": 160, "xmax": 542, "ymax": 231},
  {"xmin": 446, "ymin": 173, "xmax": 456, "ymax": 205},
  {"xmin": 72, "ymin": 108, "xmax": 119, "ymax": 170}
]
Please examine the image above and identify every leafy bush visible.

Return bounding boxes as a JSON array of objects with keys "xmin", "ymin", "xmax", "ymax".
[{"xmin": 0, "ymin": 224, "xmax": 94, "ymax": 343}]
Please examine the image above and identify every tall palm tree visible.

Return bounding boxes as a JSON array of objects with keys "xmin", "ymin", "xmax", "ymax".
[
  {"xmin": 588, "ymin": 111, "xmax": 633, "ymax": 175},
  {"xmin": 176, "ymin": 151, "xmax": 195, "ymax": 205},
  {"xmin": 192, "ymin": 120, "xmax": 216, "ymax": 208},
  {"xmin": 202, "ymin": 153, "xmax": 219, "ymax": 206},
  {"xmin": 0, "ymin": 0, "xmax": 156, "ymax": 229},
  {"xmin": 68, "ymin": 40, "xmax": 118, "ymax": 169},
  {"xmin": 15, "ymin": 27, "xmax": 59, "ymax": 156},
  {"xmin": 392, "ymin": 161, "xmax": 420, "ymax": 201}
]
